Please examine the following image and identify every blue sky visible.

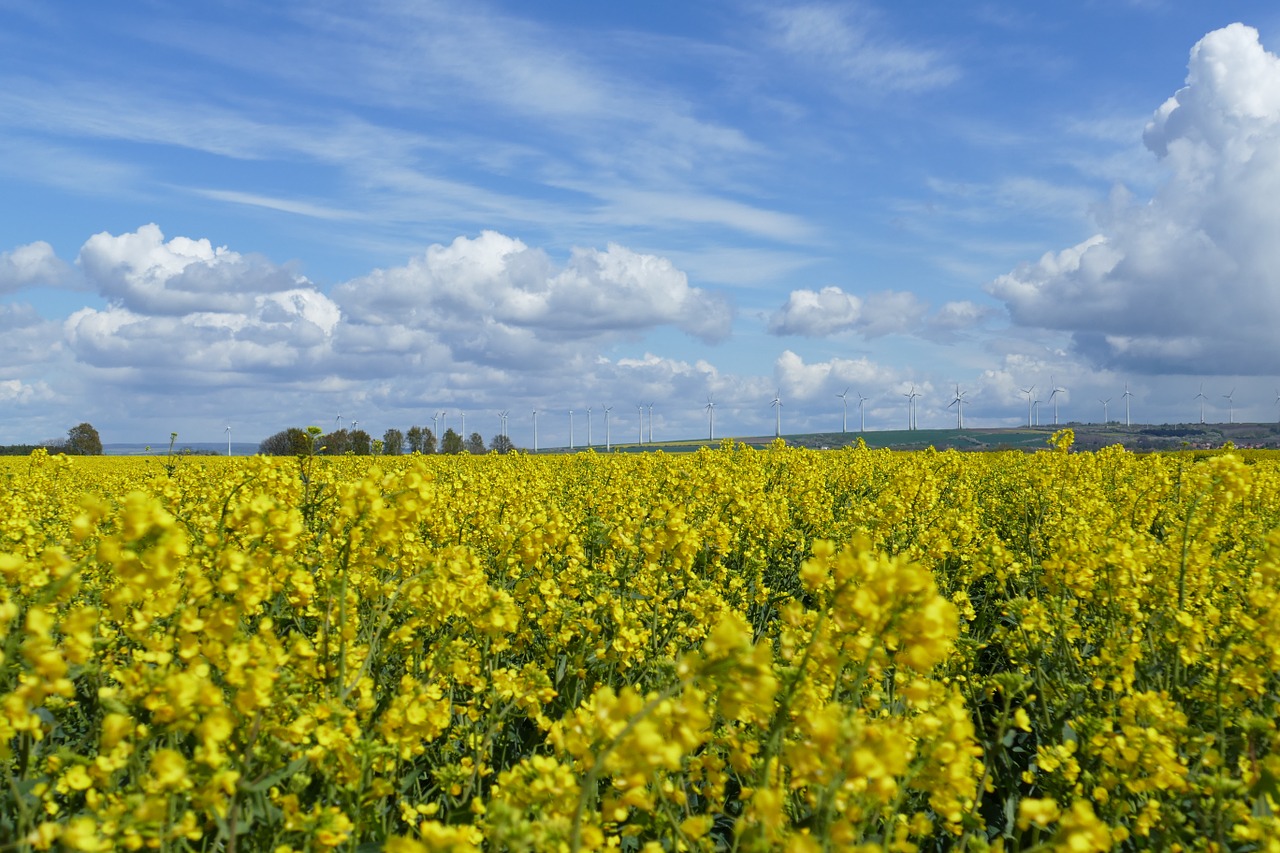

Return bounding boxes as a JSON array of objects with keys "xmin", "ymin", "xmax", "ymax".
[{"xmin": 4, "ymin": 1, "xmax": 1280, "ymax": 447}]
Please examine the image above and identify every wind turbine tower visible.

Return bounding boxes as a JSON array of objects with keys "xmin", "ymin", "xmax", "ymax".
[
  {"xmin": 532, "ymin": 410, "xmax": 538, "ymax": 452},
  {"xmin": 837, "ymin": 388, "xmax": 850, "ymax": 433},
  {"xmin": 1100, "ymin": 398, "xmax": 1111, "ymax": 424},
  {"xmin": 604, "ymin": 406, "xmax": 613, "ymax": 451},
  {"xmin": 637, "ymin": 404, "xmax": 644, "ymax": 444},
  {"xmin": 1122, "ymin": 384, "xmax": 1133, "ymax": 427},
  {"xmin": 586, "ymin": 406, "xmax": 592, "ymax": 447},
  {"xmin": 226, "ymin": 425, "xmax": 231, "ymax": 457},
  {"xmin": 569, "ymin": 410, "xmax": 574, "ymax": 449},
  {"xmin": 1223, "ymin": 389, "xmax": 1235, "ymax": 424},
  {"xmin": 771, "ymin": 390, "xmax": 782, "ymax": 438},
  {"xmin": 1048, "ymin": 377, "xmax": 1065, "ymax": 425},
  {"xmin": 705, "ymin": 397, "xmax": 715, "ymax": 441},
  {"xmin": 857, "ymin": 393, "xmax": 868, "ymax": 432},
  {"xmin": 647, "ymin": 403, "xmax": 655, "ymax": 443},
  {"xmin": 1195, "ymin": 384, "xmax": 1207, "ymax": 424},
  {"xmin": 903, "ymin": 386, "xmax": 920, "ymax": 430},
  {"xmin": 948, "ymin": 385, "xmax": 967, "ymax": 429},
  {"xmin": 1020, "ymin": 385, "xmax": 1035, "ymax": 428}
]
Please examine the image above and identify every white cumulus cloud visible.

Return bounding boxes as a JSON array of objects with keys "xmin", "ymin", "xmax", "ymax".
[
  {"xmin": 78, "ymin": 223, "xmax": 307, "ymax": 315},
  {"xmin": 49, "ymin": 226, "xmax": 739, "ymax": 435},
  {"xmin": 774, "ymin": 349, "xmax": 900, "ymax": 400},
  {"xmin": 66, "ymin": 225, "xmax": 342, "ymax": 384},
  {"xmin": 0, "ymin": 241, "xmax": 74, "ymax": 292},
  {"xmin": 768, "ymin": 286, "xmax": 928, "ymax": 337},
  {"xmin": 0, "ymin": 379, "xmax": 54, "ymax": 404},
  {"xmin": 334, "ymin": 231, "xmax": 733, "ymax": 357},
  {"xmin": 989, "ymin": 24, "xmax": 1280, "ymax": 374}
]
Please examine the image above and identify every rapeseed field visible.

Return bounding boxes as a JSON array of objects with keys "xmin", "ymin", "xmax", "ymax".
[{"xmin": 2, "ymin": 436, "xmax": 1278, "ymax": 851}]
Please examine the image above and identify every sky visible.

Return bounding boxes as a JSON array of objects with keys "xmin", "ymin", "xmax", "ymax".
[{"xmin": 4, "ymin": 1, "xmax": 1280, "ymax": 448}]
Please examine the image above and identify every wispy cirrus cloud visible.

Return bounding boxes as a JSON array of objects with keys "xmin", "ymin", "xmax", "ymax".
[{"xmin": 761, "ymin": 2, "xmax": 959, "ymax": 94}]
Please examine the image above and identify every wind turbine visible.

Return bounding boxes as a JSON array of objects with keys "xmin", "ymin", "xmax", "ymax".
[
  {"xmin": 1195, "ymin": 384, "xmax": 1207, "ymax": 424},
  {"xmin": 1099, "ymin": 398, "xmax": 1111, "ymax": 424},
  {"xmin": 604, "ymin": 406, "xmax": 613, "ymax": 451},
  {"xmin": 336, "ymin": 412, "xmax": 343, "ymax": 432},
  {"xmin": 1122, "ymin": 383, "xmax": 1133, "ymax": 427},
  {"xmin": 637, "ymin": 404, "xmax": 644, "ymax": 444},
  {"xmin": 837, "ymin": 388, "xmax": 850, "ymax": 433},
  {"xmin": 1020, "ymin": 385, "xmax": 1035, "ymax": 428},
  {"xmin": 226, "ymin": 425, "xmax": 231, "ymax": 457},
  {"xmin": 431, "ymin": 412, "xmax": 439, "ymax": 437},
  {"xmin": 1032, "ymin": 399, "xmax": 1041, "ymax": 426},
  {"xmin": 498, "ymin": 410, "xmax": 509, "ymax": 439},
  {"xmin": 569, "ymin": 409, "xmax": 574, "ymax": 449},
  {"xmin": 647, "ymin": 403, "xmax": 655, "ymax": 443},
  {"xmin": 857, "ymin": 393, "xmax": 868, "ymax": 432},
  {"xmin": 1275, "ymin": 389, "xmax": 1280, "ymax": 424},
  {"xmin": 705, "ymin": 397, "xmax": 716, "ymax": 441},
  {"xmin": 1223, "ymin": 388, "xmax": 1235, "ymax": 424},
  {"xmin": 948, "ymin": 385, "xmax": 967, "ymax": 429},
  {"xmin": 586, "ymin": 406, "xmax": 593, "ymax": 447},
  {"xmin": 1048, "ymin": 376, "xmax": 1065, "ymax": 425},
  {"xmin": 459, "ymin": 412, "xmax": 465, "ymax": 439},
  {"xmin": 771, "ymin": 390, "xmax": 782, "ymax": 438},
  {"xmin": 441, "ymin": 411, "xmax": 448, "ymax": 436},
  {"xmin": 532, "ymin": 409, "xmax": 538, "ymax": 452},
  {"xmin": 903, "ymin": 386, "xmax": 920, "ymax": 430}
]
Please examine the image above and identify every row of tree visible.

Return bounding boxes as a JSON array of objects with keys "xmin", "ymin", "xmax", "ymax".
[
  {"xmin": 258, "ymin": 426, "xmax": 516, "ymax": 456},
  {"xmin": 0, "ymin": 423, "xmax": 104, "ymax": 456}
]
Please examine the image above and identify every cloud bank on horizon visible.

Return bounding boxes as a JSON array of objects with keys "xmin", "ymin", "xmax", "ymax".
[
  {"xmin": 3, "ymin": 4, "xmax": 1280, "ymax": 445},
  {"xmin": 990, "ymin": 23, "xmax": 1280, "ymax": 376}
]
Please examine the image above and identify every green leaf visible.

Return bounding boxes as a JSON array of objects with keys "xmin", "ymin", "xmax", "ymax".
[{"xmin": 240, "ymin": 756, "xmax": 309, "ymax": 793}]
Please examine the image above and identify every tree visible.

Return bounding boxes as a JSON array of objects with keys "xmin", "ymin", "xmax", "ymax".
[
  {"xmin": 320, "ymin": 428, "xmax": 350, "ymax": 455},
  {"xmin": 259, "ymin": 427, "xmax": 311, "ymax": 456},
  {"xmin": 440, "ymin": 428, "xmax": 464, "ymax": 455},
  {"xmin": 66, "ymin": 423, "xmax": 103, "ymax": 456},
  {"xmin": 490, "ymin": 434, "xmax": 515, "ymax": 454},
  {"xmin": 349, "ymin": 429, "xmax": 372, "ymax": 455},
  {"xmin": 406, "ymin": 426, "xmax": 425, "ymax": 454},
  {"xmin": 383, "ymin": 428, "xmax": 405, "ymax": 455},
  {"xmin": 422, "ymin": 428, "xmax": 438, "ymax": 455},
  {"xmin": 466, "ymin": 432, "xmax": 486, "ymax": 454}
]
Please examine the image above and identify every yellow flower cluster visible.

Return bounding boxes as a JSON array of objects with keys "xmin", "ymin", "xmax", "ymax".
[{"xmin": 2, "ymin": 441, "xmax": 1280, "ymax": 850}]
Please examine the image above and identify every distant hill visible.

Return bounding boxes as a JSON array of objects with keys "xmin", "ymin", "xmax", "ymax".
[
  {"xmin": 104, "ymin": 442, "xmax": 262, "ymax": 456},
  {"xmin": 549, "ymin": 422, "xmax": 1280, "ymax": 454}
]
